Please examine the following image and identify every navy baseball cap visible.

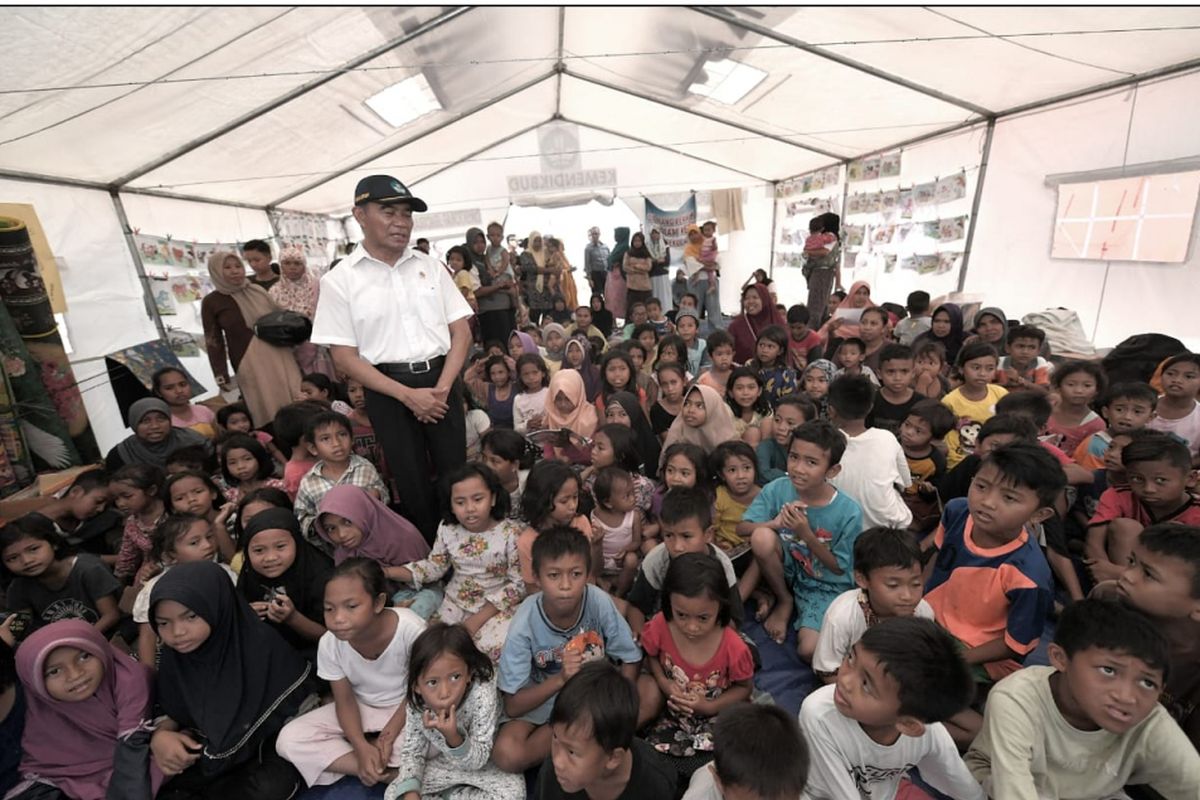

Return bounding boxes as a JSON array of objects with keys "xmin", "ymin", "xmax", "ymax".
[{"xmin": 353, "ymin": 175, "xmax": 428, "ymax": 212}]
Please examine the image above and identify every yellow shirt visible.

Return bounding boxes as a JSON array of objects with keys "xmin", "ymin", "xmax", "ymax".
[
  {"xmin": 713, "ymin": 485, "xmax": 752, "ymax": 555},
  {"xmin": 942, "ymin": 384, "xmax": 1008, "ymax": 468}
]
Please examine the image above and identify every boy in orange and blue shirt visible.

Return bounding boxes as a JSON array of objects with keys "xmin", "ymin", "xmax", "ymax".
[{"xmin": 923, "ymin": 441, "xmax": 1065, "ymax": 683}]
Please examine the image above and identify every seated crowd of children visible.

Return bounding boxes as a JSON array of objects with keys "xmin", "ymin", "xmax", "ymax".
[{"xmin": 3, "ymin": 273, "xmax": 1200, "ymax": 800}]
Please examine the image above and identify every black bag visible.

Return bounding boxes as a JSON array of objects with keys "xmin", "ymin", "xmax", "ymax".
[
  {"xmin": 253, "ymin": 311, "xmax": 312, "ymax": 347},
  {"xmin": 1101, "ymin": 333, "xmax": 1186, "ymax": 385}
]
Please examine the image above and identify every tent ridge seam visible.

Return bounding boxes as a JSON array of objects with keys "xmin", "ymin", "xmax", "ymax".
[
  {"xmin": 689, "ymin": 6, "xmax": 994, "ymax": 117},
  {"xmin": 266, "ymin": 69, "xmax": 559, "ymax": 210},
  {"xmin": 110, "ymin": 5, "xmax": 474, "ymax": 188}
]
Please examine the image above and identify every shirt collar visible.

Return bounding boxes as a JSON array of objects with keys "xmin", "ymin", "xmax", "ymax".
[{"xmin": 347, "ymin": 242, "xmax": 416, "ymax": 269}]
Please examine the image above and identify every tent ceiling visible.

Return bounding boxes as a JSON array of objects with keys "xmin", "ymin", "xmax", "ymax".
[{"xmin": 1, "ymin": 5, "xmax": 1198, "ymax": 213}]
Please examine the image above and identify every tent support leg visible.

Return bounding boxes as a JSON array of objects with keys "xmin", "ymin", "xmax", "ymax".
[
  {"xmin": 110, "ymin": 190, "xmax": 168, "ymax": 341},
  {"xmin": 767, "ymin": 182, "xmax": 778, "ymax": 279},
  {"xmin": 957, "ymin": 118, "xmax": 996, "ymax": 293}
]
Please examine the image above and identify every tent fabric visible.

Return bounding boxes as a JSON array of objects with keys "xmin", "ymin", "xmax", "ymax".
[
  {"xmin": 2, "ymin": 7, "xmax": 1198, "ymax": 214},
  {"xmin": 2, "ymin": 7, "xmax": 1200, "ymax": 452}
]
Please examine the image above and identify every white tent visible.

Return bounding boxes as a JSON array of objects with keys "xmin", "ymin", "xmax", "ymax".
[{"xmin": 2, "ymin": 6, "xmax": 1200, "ymax": 450}]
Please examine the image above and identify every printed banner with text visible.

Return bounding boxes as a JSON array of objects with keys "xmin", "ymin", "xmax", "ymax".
[{"xmin": 644, "ymin": 195, "xmax": 697, "ymax": 251}]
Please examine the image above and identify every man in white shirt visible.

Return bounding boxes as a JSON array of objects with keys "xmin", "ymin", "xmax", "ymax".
[{"xmin": 311, "ymin": 175, "xmax": 473, "ymax": 540}]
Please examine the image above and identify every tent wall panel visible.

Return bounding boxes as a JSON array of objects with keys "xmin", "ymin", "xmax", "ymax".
[
  {"xmin": 965, "ymin": 73, "xmax": 1200, "ymax": 350},
  {"xmin": 117, "ymin": 193, "xmax": 278, "ymax": 418},
  {"xmin": 0, "ymin": 178, "xmax": 160, "ymax": 451}
]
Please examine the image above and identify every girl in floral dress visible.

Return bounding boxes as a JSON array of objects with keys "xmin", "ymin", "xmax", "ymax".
[{"xmin": 390, "ymin": 464, "xmax": 524, "ymax": 663}]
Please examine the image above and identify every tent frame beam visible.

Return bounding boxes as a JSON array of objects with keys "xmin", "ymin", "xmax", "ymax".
[
  {"xmin": 554, "ymin": 7, "xmax": 566, "ymax": 117},
  {"xmin": 112, "ymin": 5, "xmax": 474, "ymax": 188},
  {"xmin": 266, "ymin": 71, "xmax": 559, "ymax": 209},
  {"xmin": 778, "ymin": 58, "xmax": 1200, "ymax": 183},
  {"xmin": 109, "ymin": 190, "xmax": 168, "ymax": 340},
  {"xmin": 956, "ymin": 117, "xmax": 996, "ymax": 293},
  {"xmin": 564, "ymin": 118, "xmax": 772, "ymax": 184},
  {"xmin": 563, "ymin": 70, "xmax": 845, "ymax": 163},
  {"xmin": 690, "ymin": 6, "xmax": 993, "ymax": 117},
  {"xmin": 410, "ymin": 120, "xmax": 551, "ymax": 190},
  {"xmin": 0, "ymin": 167, "xmax": 268, "ymax": 211}
]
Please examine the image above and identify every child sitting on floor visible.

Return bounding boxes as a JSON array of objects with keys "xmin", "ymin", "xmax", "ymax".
[
  {"xmin": 899, "ymin": 399, "xmax": 956, "ymax": 533},
  {"xmin": 1148, "ymin": 351, "xmax": 1200, "ymax": 460},
  {"xmin": 800, "ymin": 617, "xmax": 985, "ymax": 800},
  {"xmin": 965, "ymin": 598, "xmax": 1200, "ymax": 799},
  {"xmin": 535, "ymin": 661, "xmax": 676, "ymax": 800},
  {"xmin": 293, "ymin": 411, "xmax": 388, "ymax": 536},
  {"xmin": 922, "ymin": 441, "xmax": 1064, "ymax": 744},
  {"xmin": 812, "ymin": 527, "xmax": 935, "ymax": 683},
  {"xmin": 492, "ymin": 526, "xmax": 641, "ymax": 774},
  {"xmin": 1073, "ymin": 381, "xmax": 1157, "ymax": 470},
  {"xmin": 997, "ymin": 324, "xmax": 1053, "ymax": 392},
  {"xmin": 741, "ymin": 420, "xmax": 863, "ymax": 654},
  {"xmin": 1084, "ymin": 430, "xmax": 1200, "ymax": 584},
  {"xmin": 637, "ymin": 553, "xmax": 754, "ymax": 763},
  {"xmin": 217, "ymin": 402, "xmax": 286, "ymax": 468},
  {"xmin": 755, "ymin": 395, "xmax": 817, "ymax": 484},
  {"xmin": 827, "ymin": 375, "xmax": 914, "ymax": 532},
  {"xmin": 153, "ymin": 366, "xmax": 216, "ymax": 439},
  {"xmin": 681, "ymin": 703, "xmax": 809, "ymax": 800},
  {"xmin": 942, "ymin": 342, "xmax": 1008, "ymax": 469},
  {"xmin": 1107, "ymin": 523, "xmax": 1200, "ymax": 749}
]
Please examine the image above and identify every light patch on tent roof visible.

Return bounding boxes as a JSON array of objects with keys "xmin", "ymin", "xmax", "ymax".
[
  {"xmin": 688, "ymin": 59, "xmax": 767, "ymax": 105},
  {"xmin": 365, "ymin": 73, "xmax": 443, "ymax": 128}
]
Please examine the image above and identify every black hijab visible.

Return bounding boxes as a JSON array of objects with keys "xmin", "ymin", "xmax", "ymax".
[
  {"xmin": 627, "ymin": 232, "xmax": 652, "ymax": 260},
  {"xmin": 590, "ymin": 295, "xmax": 615, "ymax": 336},
  {"xmin": 607, "ymin": 391, "xmax": 661, "ymax": 479},
  {"xmin": 151, "ymin": 561, "xmax": 309, "ymax": 775},
  {"xmin": 237, "ymin": 508, "xmax": 332, "ymax": 652}
]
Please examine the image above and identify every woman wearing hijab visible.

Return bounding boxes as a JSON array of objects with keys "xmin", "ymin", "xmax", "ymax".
[
  {"xmin": 541, "ymin": 322, "xmax": 567, "ymax": 372},
  {"xmin": 545, "ymin": 235, "xmax": 578, "ymax": 310},
  {"xmin": 201, "ymin": 251, "xmax": 302, "ymax": 427},
  {"xmin": 543, "ymin": 368, "xmax": 599, "ymax": 465},
  {"xmin": 817, "ymin": 280, "xmax": 875, "ymax": 354},
  {"xmin": 801, "ymin": 359, "xmax": 836, "ymax": 420},
  {"xmin": 647, "ymin": 228, "xmax": 673, "ymax": 311},
  {"xmin": 237, "ymin": 508, "xmax": 333, "ymax": 657},
  {"xmin": 728, "ymin": 283, "xmax": 788, "ymax": 364},
  {"xmin": 623, "ymin": 231, "xmax": 654, "ymax": 310},
  {"xmin": 467, "ymin": 227, "xmax": 516, "ymax": 346},
  {"xmin": 150, "ymin": 560, "xmax": 309, "ymax": 800},
  {"xmin": 606, "ymin": 390, "xmax": 661, "ymax": 478},
  {"xmin": 564, "ymin": 335, "xmax": 602, "ymax": 403},
  {"xmin": 589, "ymin": 294, "xmax": 615, "ymax": 337},
  {"xmin": 269, "ymin": 246, "xmax": 335, "ymax": 380},
  {"xmin": 508, "ymin": 329, "xmax": 541, "ymax": 360},
  {"xmin": 660, "ymin": 384, "xmax": 738, "ymax": 468},
  {"xmin": 913, "ymin": 303, "xmax": 966, "ymax": 366},
  {"xmin": 965, "ymin": 306, "xmax": 1008, "ymax": 349},
  {"xmin": 606, "ymin": 227, "xmax": 630, "ymax": 320},
  {"xmin": 314, "ymin": 485, "xmax": 431, "ymax": 567},
  {"xmin": 11, "ymin": 620, "xmax": 162, "ymax": 800},
  {"xmin": 105, "ymin": 398, "xmax": 209, "ymax": 471},
  {"xmin": 519, "ymin": 231, "xmax": 556, "ymax": 324}
]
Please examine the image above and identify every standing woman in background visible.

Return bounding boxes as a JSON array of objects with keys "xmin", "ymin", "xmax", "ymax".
[
  {"xmin": 270, "ymin": 246, "xmax": 335, "ymax": 380},
  {"xmin": 467, "ymin": 227, "xmax": 517, "ymax": 346},
  {"xmin": 201, "ymin": 251, "xmax": 302, "ymax": 427},
  {"xmin": 647, "ymin": 228, "xmax": 673, "ymax": 312}
]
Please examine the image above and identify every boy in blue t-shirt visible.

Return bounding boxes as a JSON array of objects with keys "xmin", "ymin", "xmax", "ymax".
[
  {"xmin": 739, "ymin": 420, "xmax": 863, "ymax": 658},
  {"xmin": 493, "ymin": 525, "xmax": 642, "ymax": 773}
]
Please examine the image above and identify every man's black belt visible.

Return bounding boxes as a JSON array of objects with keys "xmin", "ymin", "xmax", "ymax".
[{"xmin": 376, "ymin": 356, "xmax": 445, "ymax": 375}]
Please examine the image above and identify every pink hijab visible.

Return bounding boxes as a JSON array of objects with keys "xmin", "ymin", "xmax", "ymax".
[
  {"xmin": 15, "ymin": 620, "xmax": 163, "ymax": 800},
  {"xmin": 660, "ymin": 384, "xmax": 738, "ymax": 466},
  {"xmin": 315, "ymin": 485, "xmax": 431, "ymax": 566},
  {"xmin": 821, "ymin": 280, "xmax": 875, "ymax": 340}
]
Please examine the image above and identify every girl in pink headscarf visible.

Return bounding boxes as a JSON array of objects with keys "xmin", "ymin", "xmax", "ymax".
[
  {"xmin": 817, "ymin": 280, "xmax": 875, "ymax": 345},
  {"xmin": 12, "ymin": 620, "xmax": 162, "ymax": 800},
  {"xmin": 270, "ymin": 246, "xmax": 335, "ymax": 379}
]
